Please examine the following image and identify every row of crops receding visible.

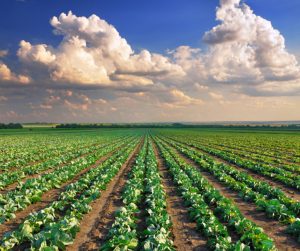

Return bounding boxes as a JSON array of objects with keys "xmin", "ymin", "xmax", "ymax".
[{"xmin": 0, "ymin": 128, "xmax": 299, "ymax": 250}]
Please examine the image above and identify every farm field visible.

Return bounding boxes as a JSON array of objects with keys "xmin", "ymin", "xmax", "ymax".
[{"xmin": 0, "ymin": 128, "xmax": 300, "ymax": 250}]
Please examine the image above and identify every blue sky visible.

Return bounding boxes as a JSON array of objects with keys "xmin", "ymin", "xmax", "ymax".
[
  {"xmin": 0, "ymin": 0, "xmax": 300, "ymax": 123},
  {"xmin": 1, "ymin": 0, "xmax": 300, "ymax": 54},
  {"xmin": 0, "ymin": 0, "xmax": 216, "ymax": 54}
]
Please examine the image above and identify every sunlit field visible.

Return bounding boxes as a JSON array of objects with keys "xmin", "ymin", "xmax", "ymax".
[{"xmin": 0, "ymin": 128, "xmax": 299, "ymax": 250}]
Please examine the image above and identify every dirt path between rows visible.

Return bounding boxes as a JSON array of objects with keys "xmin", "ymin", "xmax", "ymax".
[
  {"xmin": 67, "ymin": 138, "xmax": 144, "ymax": 251},
  {"xmin": 0, "ymin": 141, "xmax": 104, "ymax": 173},
  {"xmin": 152, "ymin": 141, "xmax": 208, "ymax": 251},
  {"xmin": 0, "ymin": 146, "xmax": 123, "ymax": 238},
  {"xmin": 0, "ymin": 147, "xmax": 71, "ymax": 173},
  {"xmin": 165, "ymin": 137, "xmax": 300, "ymax": 202},
  {"xmin": 167, "ymin": 143, "xmax": 300, "ymax": 251},
  {"xmin": 0, "ymin": 141, "xmax": 117, "ymax": 194},
  {"xmin": 204, "ymin": 142, "xmax": 300, "ymax": 167},
  {"xmin": 193, "ymin": 145, "xmax": 300, "ymax": 201}
]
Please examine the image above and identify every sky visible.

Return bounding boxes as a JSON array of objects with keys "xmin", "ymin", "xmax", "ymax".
[{"xmin": 0, "ymin": 0, "xmax": 300, "ymax": 123}]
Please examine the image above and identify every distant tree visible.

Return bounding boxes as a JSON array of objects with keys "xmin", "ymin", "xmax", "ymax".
[
  {"xmin": 0, "ymin": 123, "xmax": 23, "ymax": 129},
  {"xmin": 54, "ymin": 123, "xmax": 300, "ymax": 130}
]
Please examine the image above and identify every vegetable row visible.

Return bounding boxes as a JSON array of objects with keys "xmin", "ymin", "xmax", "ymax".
[
  {"xmin": 159, "ymin": 136, "xmax": 300, "ymax": 243},
  {"xmin": 0, "ymin": 137, "xmax": 140, "ymax": 250},
  {"xmin": 154, "ymin": 137, "xmax": 276, "ymax": 250}
]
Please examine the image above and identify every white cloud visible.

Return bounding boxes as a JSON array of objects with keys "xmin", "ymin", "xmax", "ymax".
[
  {"xmin": 0, "ymin": 110, "xmax": 23, "ymax": 121},
  {"xmin": 94, "ymin": 98, "xmax": 107, "ymax": 104},
  {"xmin": 17, "ymin": 40, "xmax": 56, "ymax": 65},
  {"xmin": 203, "ymin": 0, "xmax": 300, "ymax": 82},
  {"xmin": 18, "ymin": 11, "xmax": 184, "ymax": 86},
  {"xmin": 1, "ymin": 0, "xmax": 300, "ymax": 124},
  {"xmin": 158, "ymin": 89, "xmax": 203, "ymax": 109},
  {"xmin": 0, "ymin": 96, "xmax": 8, "ymax": 102},
  {"xmin": 249, "ymin": 80, "xmax": 300, "ymax": 96},
  {"xmin": 30, "ymin": 95, "xmax": 61, "ymax": 110},
  {"xmin": 209, "ymin": 92, "xmax": 223, "ymax": 100},
  {"xmin": 39, "ymin": 104, "xmax": 53, "ymax": 109},
  {"xmin": 170, "ymin": 89, "xmax": 203, "ymax": 105},
  {"xmin": 0, "ymin": 50, "xmax": 8, "ymax": 58},
  {"xmin": 18, "ymin": 41, "xmax": 56, "ymax": 64},
  {"xmin": 0, "ymin": 61, "xmax": 30, "ymax": 84},
  {"xmin": 13, "ymin": 2, "xmax": 300, "ymax": 96},
  {"xmin": 171, "ymin": 0, "xmax": 300, "ymax": 94},
  {"xmin": 64, "ymin": 100, "xmax": 89, "ymax": 111}
]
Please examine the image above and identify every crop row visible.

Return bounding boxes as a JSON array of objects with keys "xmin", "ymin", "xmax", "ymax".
[
  {"xmin": 142, "ymin": 141, "xmax": 173, "ymax": 250},
  {"xmin": 198, "ymin": 136, "xmax": 299, "ymax": 164},
  {"xmin": 0, "ymin": 137, "xmax": 136, "ymax": 224},
  {"xmin": 0, "ymin": 137, "xmax": 140, "ymax": 250},
  {"xmin": 0, "ymin": 132, "xmax": 132, "ymax": 170},
  {"xmin": 165, "ymin": 135, "xmax": 300, "ymax": 190},
  {"xmin": 0, "ymin": 136, "xmax": 131, "ymax": 190},
  {"xmin": 154, "ymin": 137, "xmax": 276, "ymax": 250},
  {"xmin": 159, "ymin": 130, "xmax": 300, "ymax": 164},
  {"xmin": 199, "ymin": 141, "xmax": 299, "ymax": 173},
  {"xmin": 188, "ymin": 132, "xmax": 300, "ymax": 163},
  {"xmin": 0, "ymin": 136, "xmax": 66, "ymax": 168},
  {"xmin": 101, "ymin": 138, "xmax": 174, "ymax": 250},
  {"xmin": 159, "ymin": 136, "xmax": 300, "ymax": 243},
  {"xmin": 101, "ymin": 138, "xmax": 148, "ymax": 250},
  {"xmin": 0, "ymin": 135, "xmax": 97, "ymax": 169}
]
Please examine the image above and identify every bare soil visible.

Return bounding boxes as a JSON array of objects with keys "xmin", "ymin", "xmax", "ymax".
[
  {"xmin": 66, "ymin": 138, "xmax": 144, "ymax": 251},
  {"xmin": 206, "ymin": 142, "xmax": 300, "ymax": 167},
  {"xmin": 169, "ymin": 143, "xmax": 300, "ymax": 251},
  {"xmin": 153, "ymin": 141, "xmax": 208, "ymax": 251},
  {"xmin": 0, "ymin": 143, "xmax": 108, "ymax": 194},
  {"xmin": 0, "ymin": 141, "xmax": 101, "ymax": 174},
  {"xmin": 168, "ymin": 138, "xmax": 300, "ymax": 202},
  {"xmin": 196, "ymin": 145, "xmax": 300, "ymax": 202},
  {"xmin": 0, "ymin": 148, "xmax": 119, "ymax": 238}
]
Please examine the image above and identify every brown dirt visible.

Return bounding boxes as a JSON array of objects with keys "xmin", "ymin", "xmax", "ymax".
[
  {"xmin": 0, "ymin": 140, "xmax": 125, "ymax": 194},
  {"xmin": 0, "ymin": 173, "xmax": 47, "ymax": 194},
  {"xmin": 66, "ymin": 138, "xmax": 144, "ymax": 251},
  {"xmin": 169, "ymin": 144, "xmax": 300, "ymax": 251},
  {"xmin": 167, "ymin": 138, "xmax": 300, "ymax": 202},
  {"xmin": 152, "ymin": 141, "xmax": 208, "ymax": 251},
  {"xmin": 1, "ymin": 158, "xmax": 52, "ymax": 173},
  {"xmin": 206, "ymin": 142, "xmax": 300, "ymax": 167},
  {"xmin": 0, "ymin": 148, "xmax": 119, "ymax": 238},
  {"xmin": 0, "ymin": 142, "xmax": 101, "ymax": 173},
  {"xmin": 194, "ymin": 145, "xmax": 300, "ymax": 202}
]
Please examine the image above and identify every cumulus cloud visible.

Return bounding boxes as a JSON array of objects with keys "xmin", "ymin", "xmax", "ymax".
[
  {"xmin": 244, "ymin": 80, "xmax": 300, "ymax": 97},
  {"xmin": 13, "ymin": 2, "xmax": 300, "ymax": 96},
  {"xmin": 1, "ymin": 0, "xmax": 300, "ymax": 123},
  {"xmin": 172, "ymin": 0, "xmax": 300, "ymax": 94},
  {"xmin": 0, "ymin": 96, "xmax": 8, "ymax": 102},
  {"xmin": 18, "ymin": 11, "xmax": 184, "ymax": 86},
  {"xmin": 206, "ymin": 0, "xmax": 300, "ymax": 81},
  {"xmin": 209, "ymin": 92, "xmax": 223, "ymax": 100},
  {"xmin": 0, "ymin": 110, "xmax": 23, "ymax": 121},
  {"xmin": 93, "ymin": 98, "xmax": 107, "ymax": 104},
  {"xmin": 18, "ymin": 41, "xmax": 56, "ymax": 65},
  {"xmin": 0, "ymin": 61, "xmax": 30, "ymax": 84},
  {"xmin": 0, "ymin": 50, "xmax": 8, "ymax": 58},
  {"xmin": 150, "ymin": 88, "xmax": 204, "ymax": 110},
  {"xmin": 169, "ymin": 89, "xmax": 203, "ymax": 106}
]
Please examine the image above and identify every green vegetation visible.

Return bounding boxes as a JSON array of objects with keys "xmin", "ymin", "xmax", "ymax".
[
  {"xmin": 0, "ymin": 127, "xmax": 299, "ymax": 250},
  {"xmin": 55, "ymin": 122, "xmax": 300, "ymax": 130},
  {"xmin": 0, "ymin": 123, "xmax": 22, "ymax": 129}
]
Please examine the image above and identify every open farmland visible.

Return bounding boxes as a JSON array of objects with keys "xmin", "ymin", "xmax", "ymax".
[{"xmin": 0, "ymin": 128, "xmax": 300, "ymax": 250}]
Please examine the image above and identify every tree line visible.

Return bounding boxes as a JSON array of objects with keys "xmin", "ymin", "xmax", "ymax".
[
  {"xmin": 55, "ymin": 123, "xmax": 300, "ymax": 130},
  {"xmin": 0, "ymin": 123, "xmax": 23, "ymax": 129}
]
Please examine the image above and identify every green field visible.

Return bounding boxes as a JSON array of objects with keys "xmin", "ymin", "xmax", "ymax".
[{"xmin": 0, "ymin": 128, "xmax": 299, "ymax": 250}]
